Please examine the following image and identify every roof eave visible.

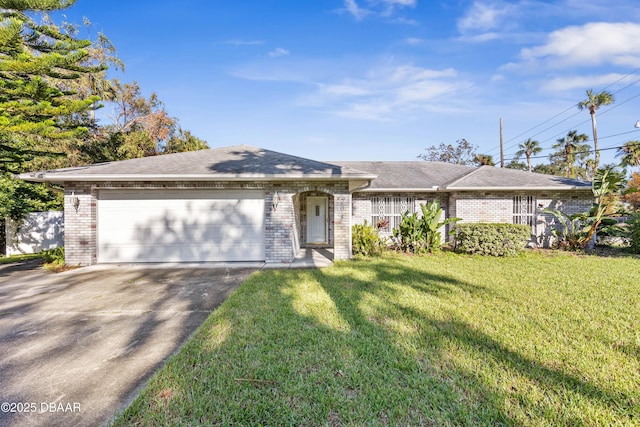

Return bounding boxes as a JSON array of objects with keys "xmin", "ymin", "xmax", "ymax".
[
  {"xmin": 356, "ymin": 187, "xmax": 441, "ymax": 192},
  {"xmin": 16, "ymin": 173, "xmax": 377, "ymax": 183},
  {"xmin": 445, "ymin": 186, "xmax": 592, "ymax": 191}
]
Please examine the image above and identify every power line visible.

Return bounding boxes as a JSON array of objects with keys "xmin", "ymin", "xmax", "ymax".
[{"xmin": 499, "ymin": 67, "xmax": 640, "ymax": 156}]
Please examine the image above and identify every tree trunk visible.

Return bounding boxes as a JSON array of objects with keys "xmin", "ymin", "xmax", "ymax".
[{"xmin": 591, "ymin": 109, "xmax": 599, "ymax": 169}]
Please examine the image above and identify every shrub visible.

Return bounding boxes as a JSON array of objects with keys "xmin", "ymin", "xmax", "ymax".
[
  {"xmin": 454, "ymin": 223, "xmax": 530, "ymax": 256},
  {"xmin": 352, "ymin": 221, "xmax": 384, "ymax": 257},
  {"xmin": 41, "ymin": 247, "xmax": 65, "ymax": 267},
  {"xmin": 628, "ymin": 213, "xmax": 640, "ymax": 254},
  {"xmin": 392, "ymin": 200, "xmax": 460, "ymax": 253}
]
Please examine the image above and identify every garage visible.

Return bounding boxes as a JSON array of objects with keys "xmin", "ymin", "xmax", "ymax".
[{"xmin": 97, "ymin": 189, "xmax": 265, "ymax": 263}]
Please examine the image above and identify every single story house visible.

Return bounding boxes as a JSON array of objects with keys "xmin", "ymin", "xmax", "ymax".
[{"xmin": 17, "ymin": 145, "xmax": 593, "ymax": 265}]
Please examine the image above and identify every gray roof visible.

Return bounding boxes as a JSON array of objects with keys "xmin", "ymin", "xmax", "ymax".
[
  {"xmin": 445, "ymin": 165, "xmax": 592, "ymax": 190},
  {"xmin": 333, "ymin": 161, "xmax": 591, "ymax": 191},
  {"xmin": 18, "ymin": 145, "xmax": 376, "ymax": 182},
  {"xmin": 330, "ymin": 161, "xmax": 473, "ymax": 190},
  {"xmin": 17, "ymin": 145, "xmax": 591, "ymax": 191}
]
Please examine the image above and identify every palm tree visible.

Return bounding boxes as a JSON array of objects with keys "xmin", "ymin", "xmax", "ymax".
[
  {"xmin": 551, "ymin": 130, "xmax": 590, "ymax": 178},
  {"xmin": 515, "ymin": 138, "xmax": 542, "ymax": 172},
  {"xmin": 578, "ymin": 89, "xmax": 614, "ymax": 169},
  {"xmin": 617, "ymin": 140, "xmax": 640, "ymax": 168},
  {"xmin": 474, "ymin": 153, "xmax": 495, "ymax": 166}
]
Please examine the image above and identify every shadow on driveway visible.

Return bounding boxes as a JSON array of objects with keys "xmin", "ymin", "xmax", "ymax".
[{"xmin": 0, "ymin": 262, "xmax": 257, "ymax": 427}]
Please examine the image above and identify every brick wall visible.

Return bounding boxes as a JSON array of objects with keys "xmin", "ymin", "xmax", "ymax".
[
  {"xmin": 449, "ymin": 190, "xmax": 593, "ymax": 247},
  {"xmin": 64, "ymin": 183, "xmax": 97, "ymax": 266},
  {"xmin": 63, "ymin": 180, "xmax": 352, "ymax": 266}
]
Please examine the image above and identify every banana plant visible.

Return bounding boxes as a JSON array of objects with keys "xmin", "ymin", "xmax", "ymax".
[
  {"xmin": 544, "ymin": 166, "xmax": 627, "ymax": 249},
  {"xmin": 393, "ymin": 200, "xmax": 460, "ymax": 253},
  {"xmin": 420, "ymin": 200, "xmax": 461, "ymax": 251}
]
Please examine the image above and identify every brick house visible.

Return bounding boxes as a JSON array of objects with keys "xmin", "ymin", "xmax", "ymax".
[{"xmin": 18, "ymin": 145, "xmax": 593, "ymax": 265}]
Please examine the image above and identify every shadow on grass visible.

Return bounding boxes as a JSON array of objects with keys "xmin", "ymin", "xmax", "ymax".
[{"xmin": 114, "ymin": 256, "xmax": 637, "ymax": 426}]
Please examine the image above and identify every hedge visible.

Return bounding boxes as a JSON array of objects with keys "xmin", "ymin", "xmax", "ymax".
[{"xmin": 454, "ymin": 223, "xmax": 531, "ymax": 256}]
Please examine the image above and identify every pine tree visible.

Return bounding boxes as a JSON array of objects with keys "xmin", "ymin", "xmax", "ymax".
[
  {"xmin": 0, "ymin": 0, "xmax": 105, "ymax": 173},
  {"xmin": 0, "ymin": 0, "xmax": 107, "ymax": 221}
]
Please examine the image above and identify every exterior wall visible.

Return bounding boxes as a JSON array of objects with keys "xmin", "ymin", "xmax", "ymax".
[
  {"xmin": 352, "ymin": 190, "xmax": 593, "ymax": 248},
  {"xmin": 351, "ymin": 192, "xmax": 444, "ymax": 235},
  {"xmin": 448, "ymin": 190, "xmax": 593, "ymax": 247},
  {"xmin": 63, "ymin": 180, "xmax": 351, "ymax": 266},
  {"xmin": 64, "ymin": 183, "xmax": 96, "ymax": 266},
  {"xmin": 5, "ymin": 211, "xmax": 64, "ymax": 256}
]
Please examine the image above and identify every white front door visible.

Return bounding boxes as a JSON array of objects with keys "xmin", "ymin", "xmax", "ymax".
[{"xmin": 307, "ymin": 196, "xmax": 328, "ymax": 244}]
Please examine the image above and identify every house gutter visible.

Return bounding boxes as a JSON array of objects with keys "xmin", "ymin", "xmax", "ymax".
[
  {"xmin": 444, "ymin": 186, "xmax": 592, "ymax": 191},
  {"xmin": 350, "ymin": 186, "xmax": 591, "ymax": 192},
  {"xmin": 16, "ymin": 173, "xmax": 378, "ymax": 183},
  {"xmin": 357, "ymin": 187, "xmax": 441, "ymax": 192}
]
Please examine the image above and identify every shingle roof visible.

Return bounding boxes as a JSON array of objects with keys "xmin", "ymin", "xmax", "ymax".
[
  {"xmin": 330, "ymin": 161, "xmax": 474, "ymax": 190},
  {"xmin": 445, "ymin": 165, "xmax": 591, "ymax": 190},
  {"xmin": 17, "ymin": 145, "xmax": 592, "ymax": 191},
  {"xmin": 332, "ymin": 161, "xmax": 591, "ymax": 191},
  {"xmin": 18, "ymin": 145, "xmax": 376, "ymax": 182}
]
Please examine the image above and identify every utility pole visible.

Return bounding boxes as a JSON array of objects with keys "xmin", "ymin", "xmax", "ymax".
[{"xmin": 499, "ymin": 118, "xmax": 504, "ymax": 167}]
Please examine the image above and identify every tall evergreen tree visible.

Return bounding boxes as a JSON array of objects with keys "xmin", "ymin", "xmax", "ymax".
[
  {"xmin": 0, "ymin": 0, "xmax": 106, "ymax": 220},
  {"xmin": 0, "ymin": 0, "xmax": 104, "ymax": 173}
]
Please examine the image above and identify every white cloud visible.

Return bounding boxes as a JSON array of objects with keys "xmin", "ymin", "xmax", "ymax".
[
  {"xmin": 300, "ymin": 64, "xmax": 471, "ymax": 121},
  {"xmin": 343, "ymin": 0, "xmax": 369, "ymax": 20},
  {"xmin": 268, "ymin": 48, "xmax": 290, "ymax": 58},
  {"xmin": 342, "ymin": 0, "xmax": 416, "ymax": 21},
  {"xmin": 458, "ymin": 1, "xmax": 513, "ymax": 34},
  {"xmin": 540, "ymin": 73, "xmax": 634, "ymax": 92},
  {"xmin": 520, "ymin": 22, "xmax": 640, "ymax": 68}
]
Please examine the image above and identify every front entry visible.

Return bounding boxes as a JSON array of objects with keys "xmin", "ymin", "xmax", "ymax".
[{"xmin": 306, "ymin": 196, "xmax": 328, "ymax": 244}]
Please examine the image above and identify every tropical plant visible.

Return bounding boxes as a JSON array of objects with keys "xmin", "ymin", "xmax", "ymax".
[
  {"xmin": 544, "ymin": 166, "xmax": 627, "ymax": 249},
  {"xmin": 393, "ymin": 200, "xmax": 460, "ymax": 253},
  {"xmin": 352, "ymin": 221, "xmax": 385, "ymax": 257},
  {"xmin": 578, "ymin": 89, "xmax": 614, "ymax": 169},
  {"xmin": 473, "ymin": 153, "xmax": 495, "ymax": 166},
  {"xmin": 550, "ymin": 130, "xmax": 591, "ymax": 178},
  {"xmin": 515, "ymin": 138, "xmax": 542, "ymax": 172},
  {"xmin": 617, "ymin": 140, "xmax": 640, "ymax": 168},
  {"xmin": 542, "ymin": 208, "xmax": 590, "ymax": 251}
]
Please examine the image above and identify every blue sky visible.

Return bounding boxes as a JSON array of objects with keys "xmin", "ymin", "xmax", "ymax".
[{"xmin": 62, "ymin": 0, "xmax": 640, "ymax": 166}]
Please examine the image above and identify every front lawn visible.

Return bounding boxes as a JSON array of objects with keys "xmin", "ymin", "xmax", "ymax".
[
  {"xmin": 0, "ymin": 253, "xmax": 41, "ymax": 264},
  {"xmin": 113, "ymin": 251, "xmax": 639, "ymax": 426}
]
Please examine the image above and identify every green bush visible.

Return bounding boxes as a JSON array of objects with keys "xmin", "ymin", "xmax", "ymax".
[
  {"xmin": 628, "ymin": 213, "xmax": 640, "ymax": 254},
  {"xmin": 352, "ymin": 221, "xmax": 384, "ymax": 257},
  {"xmin": 41, "ymin": 247, "xmax": 64, "ymax": 266},
  {"xmin": 392, "ymin": 200, "xmax": 460, "ymax": 253},
  {"xmin": 454, "ymin": 223, "xmax": 530, "ymax": 256}
]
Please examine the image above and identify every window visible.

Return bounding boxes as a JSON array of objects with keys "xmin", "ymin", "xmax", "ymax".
[
  {"xmin": 371, "ymin": 197, "xmax": 414, "ymax": 234},
  {"xmin": 513, "ymin": 196, "xmax": 535, "ymax": 231}
]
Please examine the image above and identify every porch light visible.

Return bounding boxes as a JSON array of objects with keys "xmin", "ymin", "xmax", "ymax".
[
  {"xmin": 71, "ymin": 192, "xmax": 80, "ymax": 212},
  {"xmin": 272, "ymin": 191, "xmax": 279, "ymax": 211}
]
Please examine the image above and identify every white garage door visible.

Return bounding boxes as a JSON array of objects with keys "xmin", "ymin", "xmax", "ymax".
[{"xmin": 98, "ymin": 189, "xmax": 265, "ymax": 263}]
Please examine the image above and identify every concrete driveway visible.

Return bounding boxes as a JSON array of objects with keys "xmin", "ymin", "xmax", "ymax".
[{"xmin": 0, "ymin": 260, "xmax": 258, "ymax": 427}]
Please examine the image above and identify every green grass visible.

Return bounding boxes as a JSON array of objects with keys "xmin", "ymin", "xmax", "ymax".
[
  {"xmin": 0, "ymin": 253, "xmax": 42, "ymax": 264},
  {"xmin": 113, "ymin": 251, "xmax": 640, "ymax": 426}
]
